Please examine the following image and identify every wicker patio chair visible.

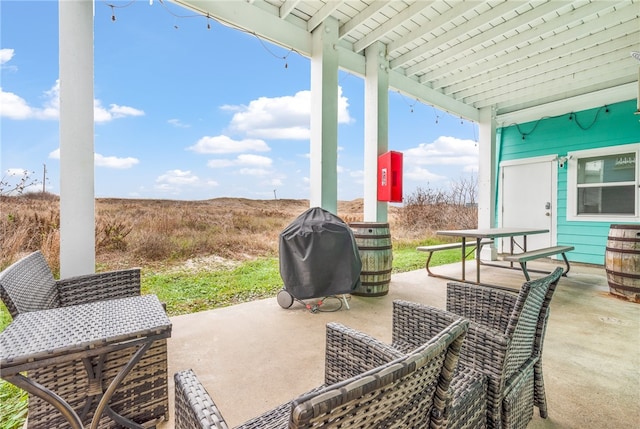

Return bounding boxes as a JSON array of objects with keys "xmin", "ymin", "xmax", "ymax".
[
  {"xmin": 320, "ymin": 302, "xmax": 488, "ymax": 429},
  {"xmin": 174, "ymin": 317, "xmax": 469, "ymax": 429},
  {"xmin": 394, "ymin": 267, "xmax": 563, "ymax": 429},
  {"xmin": 0, "ymin": 250, "xmax": 169, "ymax": 428}
]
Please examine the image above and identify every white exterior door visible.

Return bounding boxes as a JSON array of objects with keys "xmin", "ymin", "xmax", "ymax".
[{"xmin": 499, "ymin": 156, "xmax": 557, "ymax": 252}]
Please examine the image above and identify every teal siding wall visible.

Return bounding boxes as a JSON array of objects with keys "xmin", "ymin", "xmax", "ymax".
[{"xmin": 498, "ymin": 99, "xmax": 640, "ymax": 265}]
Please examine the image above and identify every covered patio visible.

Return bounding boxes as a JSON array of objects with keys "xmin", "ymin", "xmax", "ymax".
[
  {"xmin": 158, "ymin": 261, "xmax": 639, "ymax": 429},
  {"xmin": 39, "ymin": 0, "xmax": 639, "ymax": 426}
]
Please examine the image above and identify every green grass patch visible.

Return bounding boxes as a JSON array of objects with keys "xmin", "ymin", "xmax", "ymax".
[
  {"xmin": 392, "ymin": 238, "xmax": 468, "ymax": 273},
  {"xmin": 0, "ymin": 304, "xmax": 27, "ymax": 429},
  {"xmin": 0, "ymin": 380, "xmax": 28, "ymax": 429},
  {"xmin": 140, "ymin": 243, "xmax": 464, "ymax": 316},
  {"xmin": 392, "ymin": 246, "xmax": 463, "ymax": 273},
  {"xmin": 141, "ymin": 258, "xmax": 284, "ymax": 316}
]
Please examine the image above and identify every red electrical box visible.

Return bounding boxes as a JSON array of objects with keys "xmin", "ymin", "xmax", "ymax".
[{"xmin": 377, "ymin": 151, "xmax": 403, "ymax": 202}]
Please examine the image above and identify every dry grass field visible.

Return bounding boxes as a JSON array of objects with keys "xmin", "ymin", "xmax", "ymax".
[
  {"xmin": 0, "ymin": 189, "xmax": 476, "ymax": 273},
  {"xmin": 0, "ymin": 195, "xmax": 377, "ymax": 272}
]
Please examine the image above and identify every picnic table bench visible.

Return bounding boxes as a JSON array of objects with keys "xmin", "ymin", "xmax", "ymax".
[
  {"xmin": 417, "ymin": 229, "xmax": 574, "ymax": 287},
  {"xmin": 504, "ymin": 245, "xmax": 574, "ymax": 281},
  {"xmin": 417, "ymin": 239, "xmax": 494, "ymax": 278}
]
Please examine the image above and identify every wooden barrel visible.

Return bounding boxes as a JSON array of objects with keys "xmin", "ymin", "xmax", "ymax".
[
  {"xmin": 349, "ymin": 222, "xmax": 393, "ymax": 296},
  {"xmin": 605, "ymin": 224, "xmax": 640, "ymax": 303}
]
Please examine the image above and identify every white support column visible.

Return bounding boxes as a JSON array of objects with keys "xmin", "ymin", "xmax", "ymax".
[
  {"xmin": 478, "ymin": 106, "xmax": 497, "ymax": 260},
  {"xmin": 363, "ymin": 42, "xmax": 389, "ymax": 222},
  {"xmin": 59, "ymin": 0, "xmax": 95, "ymax": 277},
  {"xmin": 309, "ymin": 17, "xmax": 339, "ymax": 214}
]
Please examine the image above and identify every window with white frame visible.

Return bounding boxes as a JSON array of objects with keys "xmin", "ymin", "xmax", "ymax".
[{"xmin": 566, "ymin": 143, "xmax": 639, "ymax": 221}]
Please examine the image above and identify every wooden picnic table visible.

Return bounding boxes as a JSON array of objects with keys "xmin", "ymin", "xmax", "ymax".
[{"xmin": 433, "ymin": 227, "xmax": 550, "ymax": 288}]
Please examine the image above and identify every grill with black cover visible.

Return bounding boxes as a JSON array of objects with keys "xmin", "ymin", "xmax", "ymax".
[{"xmin": 277, "ymin": 207, "xmax": 362, "ymax": 309}]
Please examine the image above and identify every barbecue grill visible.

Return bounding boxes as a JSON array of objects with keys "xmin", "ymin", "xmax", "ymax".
[{"xmin": 277, "ymin": 207, "xmax": 361, "ymax": 310}]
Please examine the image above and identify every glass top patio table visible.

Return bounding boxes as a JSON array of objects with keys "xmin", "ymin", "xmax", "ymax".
[
  {"xmin": 436, "ymin": 227, "xmax": 549, "ymax": 287},
  {"xmin": 0, "ymin": 294, "xmax": 171, "ymax": 429}
]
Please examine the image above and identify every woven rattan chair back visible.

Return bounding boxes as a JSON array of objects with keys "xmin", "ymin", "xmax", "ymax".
[
  {"xmin": 174, "ymin": 318, "xmax": 469, "ymax": 429},
  {"xmin": 502, "ymin": 267, "xmax": 563, "ymax": 384},
  {"xmin": 428, "ymin": 267, "xmax": 565, "ymax": 429},
  {"xmin": 531, "ymin": 268, "xmax": 563, "ymax": 418},
  {"xmin": 292, "ymin": 318, "xmax": 468, "ymax": 428},
  {"xmin": 0, "ymin": 251, "xmax": 59, "ymax": 318}
]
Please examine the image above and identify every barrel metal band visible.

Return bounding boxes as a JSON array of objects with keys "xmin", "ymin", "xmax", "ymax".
[
  {"xmin": 357, "ymin": 246, "xmax": 393, "ymax": 251},
  {"xmin": 607, "ymin": 236, "xmax": 640, "ymax": 243},
  {"xmin": 353, "ymin": 234, "xmax": 391, "ymax": 239},
  {"xmin": 361, "ymin": 279, "xmax": 392, "ymax": 286},
  {"xmin": 605, "ymin": 268, "xmax": 640, "ymax": 280},
  {"xmin": 361, "ymin": 268, "xmax": 393, "ymax": 275},
  {"xmin": 608, "ymin": 282, "xmax": 640, "ymax": 292},
  {"xmin": 605, "ymin": 246, "xmax": 640, "ymax": 255}
]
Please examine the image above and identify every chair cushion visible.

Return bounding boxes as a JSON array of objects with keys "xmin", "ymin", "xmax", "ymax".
[{"xmin": 0, "ymin": 251, "xmax": 59, "ymax": 318}]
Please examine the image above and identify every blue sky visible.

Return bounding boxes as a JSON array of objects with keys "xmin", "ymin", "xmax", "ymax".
[{"xmin": 1, "ymin": 0, "xmax": 479, "ymax": 201}]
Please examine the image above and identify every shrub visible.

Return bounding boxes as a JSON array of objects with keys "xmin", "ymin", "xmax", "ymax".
[{"xmin": 395, "ymin": 177, "xmax": 478, "ymax": 238}]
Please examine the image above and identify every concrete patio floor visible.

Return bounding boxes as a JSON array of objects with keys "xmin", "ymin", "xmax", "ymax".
[{"xmin": 158, "ymin": 261, "xmax": 639, "ymax": 429}]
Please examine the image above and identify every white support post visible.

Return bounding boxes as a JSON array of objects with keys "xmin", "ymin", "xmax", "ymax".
[
  {"xmin": 59, "ymin": 0, "xmax": 95, "ymax": 277},
  {"xmin": 363, "ymin": 42, "xmax": 389, "ymax": 222},
  {"xmin": 309, "ymin": 17, "xmax": 339, "ymax": 214},
  {"xmin": 478, "ymin": 106, "xmax": 497, "ymax": 260}
]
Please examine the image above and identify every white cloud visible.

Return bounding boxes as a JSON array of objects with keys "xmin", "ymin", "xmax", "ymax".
[
  {"xmin": 207, "ymin": 159, "xmax": 235, "ymax": 168},
  {"xmin": 462, "ymin": 163, "xmax": 479, "ymax": 173},
  {"xmin": 207, "ymin": 154, "xmax": 272, "ymax": 168},
  {"xmin": 0, "ymin": 89, "xmax": 33, "ymax": 119},
  {"xmin": 207, "ymin": 159, "xmax": 237, "ymax": 168},
  {"xmin": 236, "ymin": 154, "xmax": 272, "ymax": 166},
  {"xmin": 4, "ymin": 168, "xmax": 29, "ymax": 176},
  {"xmin": 157, "ymin": 169, "xmax": 199, "ymax": 185},
  {"xmin": 109, "ymin": 104, "xmax": 144, "ymax": 118},
  {"xmin": 155, "ymin": 169, "xmax": 219, "ymax": 194},
  {"xmin": 49, "ymin": 148, "xmax": 139, "ymax": 169},
  {"xmin": 348, "ymin": 169, "xmax": 365, "ymax": 185},
  {"xmin": 404, "ymin": 166, "xmax": 447, "ymax": 182},
  {"xmin": 188, "ymin": 135, "xmax": 270, "ymax": 154},
  {"xmin": 0, "ymin": 48, "xmax": 15, "ymax": 64},
  {"xmin": 1, "ymin": 79, "xmax": 143, "ymax": 122},
  {"xmin": 0, "ymin": 49, "xmax": 18, "ymax": 74},
  {"xmin": 40, "ymin": 82, "xmax": 60, "ymax": 119},
  {"xmin": 404, "ymin": 136, "xmax": 478, "ymax": 167},
  {"xmin": 239, "ymin": 168, "xmax": 270, "ymax": 177},
  {"xmin": 223, "ymin": 87, "xmax": 353, "ymax": 140},
  {"xmin": 0, "ymin": 167, "xmax": 41, "ymax": 195},
  {"xmin": 168, "ymin": 118, "xmax": 190, "ymax": 128},
  {"xmin": 94, "ymin": 154, "xmax": 139, "ymax": 169},
  {"xmin": 94, "ymin": 99, "xmax": 144, "ymax": 123}
]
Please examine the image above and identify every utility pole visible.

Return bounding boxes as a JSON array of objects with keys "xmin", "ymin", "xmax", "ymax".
[{"xmin": 42, "ymin": 163, "xmax": 47, "ymax": 193}]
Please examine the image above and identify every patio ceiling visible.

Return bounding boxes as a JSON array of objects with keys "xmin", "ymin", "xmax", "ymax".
[{"xmin": 171, "ymin": 0, "xmax": 640, "ymax": 124}]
